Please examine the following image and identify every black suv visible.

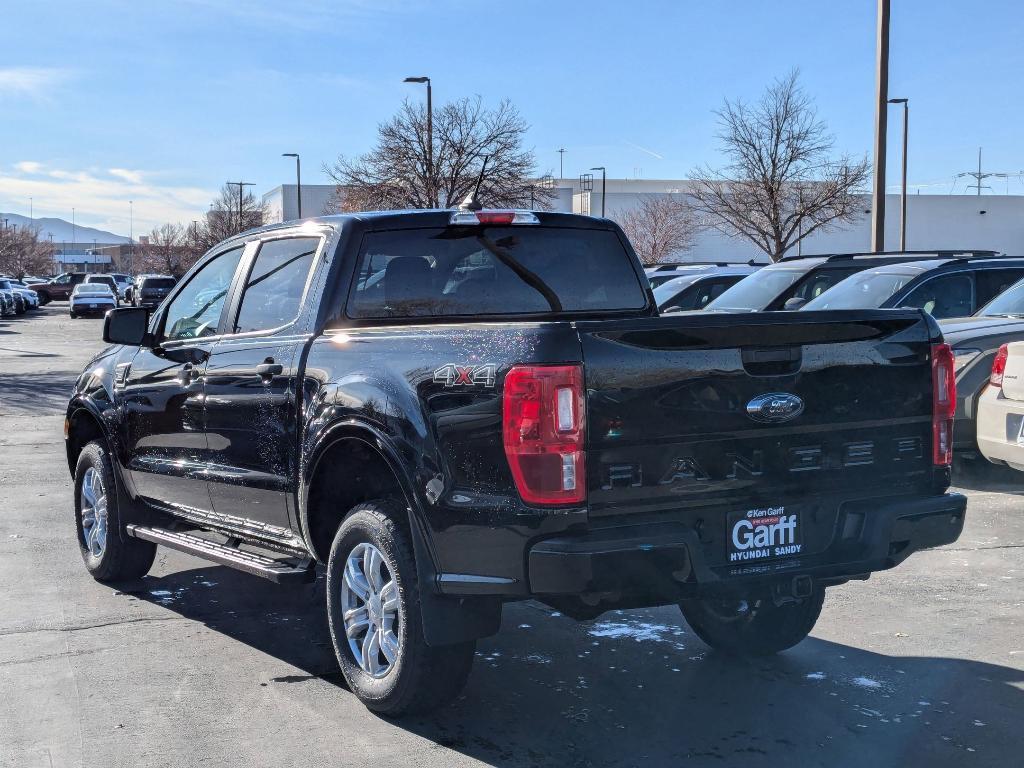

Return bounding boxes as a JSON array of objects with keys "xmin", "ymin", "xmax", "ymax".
[
  {"xmin": 705, "ymin": 250, "xmax": 1002, "ymax": 313},
  {"xmin": 133, "ymin": 275, "xmax": 177, "ymax": 309},
  {"xmin": 800, "ymin": 254, "xmax": 1024, "ymax": 319}
]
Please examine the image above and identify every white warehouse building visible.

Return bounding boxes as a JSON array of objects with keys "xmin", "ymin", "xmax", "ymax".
[{"xmin": 263, "ymin": 179, "xmax": 1024, "ymax": 261}]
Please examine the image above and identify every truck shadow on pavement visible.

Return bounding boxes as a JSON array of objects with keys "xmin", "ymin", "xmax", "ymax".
[
  {"xmin": 122, "ymin": 564, "xmax": 1022, "ymax": 767},
  {"xmin": 0, "ymin": 369, "xmax": 79, "ymax": 415}
]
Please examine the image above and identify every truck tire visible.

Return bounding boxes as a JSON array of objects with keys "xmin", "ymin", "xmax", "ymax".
[
  {"xmin": 73, "ymin": 441, "xmax": 156, "ymax": 581},
  {"xmin": 326, "ymin": 500, "xmax": 475, "ymax": 715},
  {"xmin": 679, "ymin": 588, "xmax": 825, "ymax": 656},
  {"xmin": 35, "ymin": 290, "xmax": 51, "ymax": 305}
]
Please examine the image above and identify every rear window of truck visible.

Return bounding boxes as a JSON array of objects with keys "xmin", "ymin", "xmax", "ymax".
[{"xmin": 346, "ymin": 227, "xmax": 648, "ymax": 318}]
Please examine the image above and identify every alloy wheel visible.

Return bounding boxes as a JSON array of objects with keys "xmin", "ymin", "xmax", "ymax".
[
  {"xmin": 340, "ymin": 542, "xmax": 401, "ymax": 678},
  {"xmin": 80, "ymin": 467, "xmax": 108, "ymax": 558}
]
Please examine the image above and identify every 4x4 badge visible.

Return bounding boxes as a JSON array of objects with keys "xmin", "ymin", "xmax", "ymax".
[{"xmin": 433, "ymin": 363, "xmax": 497, "ymax": 388}]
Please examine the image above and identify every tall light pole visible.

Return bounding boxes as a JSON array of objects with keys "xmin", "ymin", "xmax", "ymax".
[
  {"xmin": 282, "ymin": 153, "xmax": 302, "ymax": 219},
  {"xmin": 871, "ymin": 0, "xmax": 891, "ymax": 252},
  {"xmin": 888, "ymin": 98, "xmax": 909, "ymax": 250},
  {"xmin": 227, "ymin": 181, "xmax": 255, "ymax": 233},
  {"xmin": 72, "ymin": 207, "xmax": 76, "ymax": 254},
  {"xmin": 404, "ymin": 76, "xmax": 433, "ymax": 207},
  {"xmin": 29, "ymin": 197, "xmax": 33, "ymax": 222},
  {"xmin": 128, "ymin": 200, "xmax": 134, "ymax": 273},
  {"xmin": 558, "ymin": 148, "xmax": 566, "ymax": 179},
  {"xmin": 590, "ymin": 167, "xmax": 607, "ymax": 217}
]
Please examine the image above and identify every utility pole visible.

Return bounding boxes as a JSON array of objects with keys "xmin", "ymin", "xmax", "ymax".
[
  {"xmin": 282, "ymin": 153, "xmax": 302, "ymax": 218},
  {"xmin": 871, "ymin": 0, "xmax": 890, "ymax": 252},
  {"xmin": 227, "ymin": 181, "xmax": 255, "ymax": 233},
  {"xmin": 558, "ymin": 148, "xmax": 566, "ymax": 180},
  {"xmin": 888, "ymin": 98, "xmax": 909, "ymax": 250},
  {"xmin": 128, "ymin": 200, "xmax": 134, "ymax": 273},
  {"xmin": 957, "ymin": 147, "xmax": 1007, "ymax": 196},
  {"xmin": 590, "ymin": 166, "xmax": 607, "ymax": 217}
]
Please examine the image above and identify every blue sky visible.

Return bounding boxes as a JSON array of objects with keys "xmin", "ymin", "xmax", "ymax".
[{"xmin": 1, "ymin": 0, "xmax": 1023, "ymax": 236}]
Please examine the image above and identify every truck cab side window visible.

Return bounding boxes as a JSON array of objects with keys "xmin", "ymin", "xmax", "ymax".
[
  {"xmin": 233, "ymin": 237, "xmax": 319, "ymax": 333},
  {"xmin": 161, "ymin": 247, "xmax": 245, "ymax": 342}
]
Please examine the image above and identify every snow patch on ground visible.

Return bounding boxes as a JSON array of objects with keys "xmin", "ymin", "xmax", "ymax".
[
  {"xmin": 806, "ymin": 672, "xmax": 826, "ymax": 680},
  {"xmin": 587, "ymin": 619, "xmax": 687, "ymax": 650},
  {"xmin": 851, "ymin": 676, "xmax": 882, "ymax": 689}
]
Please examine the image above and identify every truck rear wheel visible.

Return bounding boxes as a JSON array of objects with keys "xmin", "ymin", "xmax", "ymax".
[
  {"xmin": 326, "ymin": 500, "xmax": 475, "ymax": 715},
  {"xmin": 74, "ymin": 441, "xmax": 156, "ymax": 581},
  {"xmin": 679, "ymin": 587, "xmax": 825, "ymax": 656}
]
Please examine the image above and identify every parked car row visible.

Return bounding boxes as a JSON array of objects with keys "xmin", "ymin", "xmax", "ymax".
[
  {"xmin": 0, "ymin": 276, "xmax": 42, "ymax": 316},
  {"xmin": 646, "ymin": 248, "xmax": 1024, "ymax": 469}
]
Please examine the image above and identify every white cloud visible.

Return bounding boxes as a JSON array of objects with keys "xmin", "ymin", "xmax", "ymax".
[
  {"xmin": 109, "ymin": 168, "xmax": 145, "ymax": 184},
  {"xmin": 0, "ymin": 164, "xmax": 215, "ymax": 235},
  {"xmin": 0, "ymin": 67, "xmax": 73, "ymax": 100}
]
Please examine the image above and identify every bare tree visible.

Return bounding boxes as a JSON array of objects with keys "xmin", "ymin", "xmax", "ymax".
[
  {"xmin": 617, "ymin": 195, "xmax": 699, "ymax": 265},
  {"xmin": 326, "ymin": 97, "xmax": 554, "ymax": 211},
  {"xmin": 689, "ymin": 71, "xmax": 870, "ymax": 261},
  {"xmin": 199, "ymin": 184, "xmax": 267, "ymax": 249},
  {"xmin": 0, "ymin": 224, "xmax": 56, "ymax": 277},
  {"xmin": 135, "ymin": 223, "xmax": 198, "ymax": 278}
]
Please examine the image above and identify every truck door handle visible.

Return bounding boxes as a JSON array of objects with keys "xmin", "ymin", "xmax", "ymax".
[{"xmin": 256, "ymin": 361, "xmax": 283, "ymax": 380}]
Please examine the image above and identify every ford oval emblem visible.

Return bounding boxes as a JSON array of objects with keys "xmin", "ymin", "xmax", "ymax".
[{"xmin": 746, "ymin": 392, "xmax": 804, "ymax": 424}]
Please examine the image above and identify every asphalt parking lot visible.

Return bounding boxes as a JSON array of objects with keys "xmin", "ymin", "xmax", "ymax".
[{"xmin": 1, "ymin": 305, "xmax": 1021, "ymax": 768}]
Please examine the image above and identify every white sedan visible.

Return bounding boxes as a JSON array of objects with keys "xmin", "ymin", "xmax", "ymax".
[
  {"xmin": 69, "ymin": 283, "xmax": 117, "ymax": 318},
  {"xmin": 977, "ymin": 341, "xmax": 1024, "ymax": 471}
]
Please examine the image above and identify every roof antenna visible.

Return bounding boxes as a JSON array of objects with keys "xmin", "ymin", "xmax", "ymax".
[{"xmin": 459, "ymin": 155, "xmax": 489, "ymax": 211}]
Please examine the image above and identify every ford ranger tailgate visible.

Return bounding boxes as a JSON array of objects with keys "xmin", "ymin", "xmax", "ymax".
[{"xmin": 577, "ymin": 310, "xmax": 940, "ymax": 525}]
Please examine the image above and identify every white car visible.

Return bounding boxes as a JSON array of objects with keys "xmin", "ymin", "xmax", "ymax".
[
  {"xmin": 977, "ymin": 341, "xmax": 1024, "ymax": 471},
  {"xmin": 69, "ymin": 283, "xmax": 117, "ymax": 318}
]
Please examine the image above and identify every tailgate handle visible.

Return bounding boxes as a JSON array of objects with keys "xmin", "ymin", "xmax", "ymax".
[{"xmin": 742, "ymin": 347, "xmax": 802, "ymax": 376}]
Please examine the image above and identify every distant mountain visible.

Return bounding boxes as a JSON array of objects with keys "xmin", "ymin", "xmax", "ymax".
[{"xmin": 0, "ymin": 213, "xmax": 128, "ymax": 244}]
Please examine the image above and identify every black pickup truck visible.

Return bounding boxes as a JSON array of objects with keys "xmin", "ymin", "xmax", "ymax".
[{"xmin": 65, "ymin": 209, "xmax": 966, "ymax": 714}]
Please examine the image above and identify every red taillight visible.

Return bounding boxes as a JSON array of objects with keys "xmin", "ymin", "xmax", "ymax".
[
  {"xmin": 931, "ymin": 343, "xmax": 956, "ymax": 466},
  {"xmin": 474, "ymin": 211, "xmax": 516, "ymax": 225},
  {"xmin": 502, "ymin": 364, "xmax": 585, "ymax": 505},
  {"xmin": 448, "ymin": 210, "xmax": 541, "ymax": 226},
  {"xmin": 990, "ymin": 344, "xmax": 1009, "ymax": 389}
]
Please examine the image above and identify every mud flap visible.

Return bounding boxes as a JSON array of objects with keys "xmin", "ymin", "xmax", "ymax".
[{"xmin": 408, "ymin": 509, "xmax": 502, "ymax": 646}]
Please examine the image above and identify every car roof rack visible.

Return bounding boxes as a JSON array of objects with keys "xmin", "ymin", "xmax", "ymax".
[
  {"xmin": 779, "ymin": 249, "xmax": 1003, "ymax": 262},
  {"xmin": 650, "ymin": 259, "xmax": 765, "ymax": 270}
]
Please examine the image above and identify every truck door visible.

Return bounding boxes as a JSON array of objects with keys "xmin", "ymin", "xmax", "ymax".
[
  {"xmin": 202, "ymin": 235, "xmax": 321, "ymax": 529},
  {"xmin": 122, "ymin": 246, "xmax": 246, "ymax": 511}
]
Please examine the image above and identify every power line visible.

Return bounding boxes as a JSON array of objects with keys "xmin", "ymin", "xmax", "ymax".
[{"xmin": 956, "ymin": 147, "xmax": 1009, "ymax": 196}]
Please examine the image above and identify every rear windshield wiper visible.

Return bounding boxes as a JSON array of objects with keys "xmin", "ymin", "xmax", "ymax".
[{"xmin": 475, "ymin": 234, "xmax": 562, "ymax": 313}]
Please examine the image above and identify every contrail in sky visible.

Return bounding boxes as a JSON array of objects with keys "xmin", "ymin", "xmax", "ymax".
[{"xmin": 624, "ymin": 141, "xmax": 664, "ymax": 160}]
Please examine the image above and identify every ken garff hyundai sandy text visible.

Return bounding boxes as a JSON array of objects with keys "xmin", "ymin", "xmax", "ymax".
[{"xmin": 65, "ymin": 205, "xmax": 965, "ymax": 715}]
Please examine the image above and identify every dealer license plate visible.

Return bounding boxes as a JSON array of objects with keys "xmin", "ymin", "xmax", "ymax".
[
  {"xmin": 89, "ymin": 304, "xmax": 97, "ymax": 309},
  {"xmin": 726, "ymin": 505, "xmax": 803, "ymax": 563}
]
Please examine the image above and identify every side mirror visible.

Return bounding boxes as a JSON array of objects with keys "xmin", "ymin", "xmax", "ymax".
[
  {"xmin": 103, "ymin": 307, "xmax": 150, "ymax": 346},
  {"xmin": 782, "ymin": 297, "xmax": 807, "ymax": 311}
]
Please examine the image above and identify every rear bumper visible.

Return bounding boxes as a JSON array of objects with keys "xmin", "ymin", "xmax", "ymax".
[
  {"xmin": 527, "ymin": 493, "xmax": 967, "ymax": 598},
  {"xmin": 71, "ymin": 302, "xmax": 115, "ymax": 315},
  {"xmin": 976, "ymin": 385, "xmax": 1024, "ymax": 468}
]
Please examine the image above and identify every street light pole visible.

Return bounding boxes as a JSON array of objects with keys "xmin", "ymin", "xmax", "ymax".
[
  {"xmin": 282, "ymin": 153, "xmax": 302, "ymax": 219},
  {"xmin": 590, "ymin": 167, "xmax": 607, "ymax": 217},
  {"xmin": 558, "ymin": 148, "xmax": 566, "ymax": 180},
  {"xmin": 227, "ymin": 181, "xmax": 255, "ymax": 233},
  {"xmin": 129, "ymin": 200, "xmax": 134, "ymax": 273},
  {"xmin": 888, "ymin": 98, "xmax": 909, "ymax": 250},
  {"xmin": 871, "ymin": 0, "xmax": 891, "ymax": 252},
  {"xmin": 404, "ymin": 76, "xmax": 433, "ymax": 207}
]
